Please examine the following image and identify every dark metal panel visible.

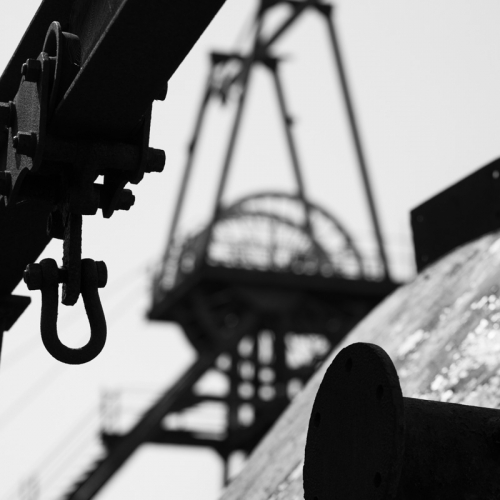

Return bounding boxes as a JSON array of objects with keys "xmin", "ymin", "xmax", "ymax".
[
  {"xmin": 411, "ymin": 158, "xmax": 500, "ymax": 271},
  {"xmin": 51, "ymin": 0, "xmax": 227, "ymax": 140},
  {"xmin": 0, "ymin": 0, "xmax": 226, "ymax": 118},
  {"xmin": 0, "ymin": 199, "xmax": 52, "ymax": 295}
]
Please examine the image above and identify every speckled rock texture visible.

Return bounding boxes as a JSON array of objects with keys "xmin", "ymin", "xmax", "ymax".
[{"xmin": 219, "ymin": 231, "xmax": 500, "ymax": 500}]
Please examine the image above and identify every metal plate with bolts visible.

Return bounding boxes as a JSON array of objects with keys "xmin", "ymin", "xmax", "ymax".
[{"xmin": 411, "ymin": 157, "xmax": 500, "ymax": 271}]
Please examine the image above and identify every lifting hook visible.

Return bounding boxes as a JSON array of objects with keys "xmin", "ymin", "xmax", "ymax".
[{"xmin": 24, "ymin": 258, "xmax": 108, "ymax": 365}]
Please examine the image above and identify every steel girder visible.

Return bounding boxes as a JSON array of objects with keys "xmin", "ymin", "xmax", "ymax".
[{"xmin": 0, "ymin": 0, "xmax": 226, "ymax": 303}]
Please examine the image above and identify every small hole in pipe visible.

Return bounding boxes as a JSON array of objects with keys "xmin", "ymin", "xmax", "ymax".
[
  {"xmin": 374, "ymin": 472, "xmax": 382, "ymax": 487},
  {"xmin": 376, "ymin": 385, "xmax": 384, "ymax": 400}
]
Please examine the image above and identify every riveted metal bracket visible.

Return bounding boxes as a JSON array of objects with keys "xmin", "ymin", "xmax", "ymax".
[{"xmin": 0, "ymin": 20, "xmax": 165, "ymax": 363}]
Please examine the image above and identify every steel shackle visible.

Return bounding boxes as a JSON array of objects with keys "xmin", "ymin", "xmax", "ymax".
[{"xmin": 25, "ymin": 258, "xmax": 107, "ymax": 364}]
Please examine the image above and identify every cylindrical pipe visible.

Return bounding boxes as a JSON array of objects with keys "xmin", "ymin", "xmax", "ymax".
[
  {"xmin": 397, "ymin": 397, "xmax": 500, "ymax": 499},
  {"xmin": 304, "ymin": 342, "xmax": 500, "ymax": 500}
]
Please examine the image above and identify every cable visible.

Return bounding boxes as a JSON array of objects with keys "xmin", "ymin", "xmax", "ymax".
[
  {"xmin": 0, "ymin": 364, "xmax": 63, "ymax": 430},
  {"xmin": 38, "ymin": 407, "xmax": 98, "ymax": 473},
  {"xmin": 0, "ymin": 273, "xmax": 150, "ymax": 430},
  {"xmin": 0, "ymin": 407, "xmax": 101, "ymax": 500}
]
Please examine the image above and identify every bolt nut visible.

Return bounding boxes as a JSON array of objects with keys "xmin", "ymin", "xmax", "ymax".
[
  {"xmin": 96, "ymin": 261, "xmax": 108, "ymax": 288},
  {"xmin": 13, "ymin": 131, "xmax": 37, "ymax": 157},
  {"xmin": 24, "ymin": 263, "xmax": 43, "ymax": 290},
  {"xmin": 145, "ymin": 148, "xmax": 165, "ymax": 173},
  {"xmin": 117, "ymin": 189, "xmax": 135, "ymax": 211},
  {"xmin": 21, "ymin": 58, "xmax": 41, "ymax": 82},
  {"xmin": 0, "ymin": 171, "xmax": 12, "ymax": 196}
]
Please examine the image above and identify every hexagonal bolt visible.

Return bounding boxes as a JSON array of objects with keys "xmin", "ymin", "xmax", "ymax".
[
  {"xmin": 0, "ymin": 101, "xmax": 14, "ymax": 130},
  {"xmin": 21, "ymin": 58, "xmax": 42, "ymax": 82},
  {"xmin": 24, "ymin": 263, "xmax": 43, "ymax": 290},
  {"xmin": 0, "ymin": 171, "xmax": 12, "ymax": 196},
  {"xmin": 13, "ymin": 131, "xmax": 38, "ymax": 157},
  {"xmin": 117, "ymin": 189, "xmax": 135, "ymax": 211},
  {"xmin": 145, "ymin": 148, "xmax": 165, "ymax": 173},
  {"xmin": 96, "ymin": 261, "xmax": 108, "ymax": 288}
]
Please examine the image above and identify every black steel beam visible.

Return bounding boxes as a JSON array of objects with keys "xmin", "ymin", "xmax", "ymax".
[
  {"xmin": 51, "ymin": 0, "xmax": 227, "ymax": 140},
  {"xmin": 104, "ymin": 429, "xmax": 226, "ymax": 451},
  {"xmin": 0, "ymin": 0, "xmax": 72, "ymax": 101},
  {"xmin": 0, "ymin": 0, "xmax": 226, "ymax": 305}
]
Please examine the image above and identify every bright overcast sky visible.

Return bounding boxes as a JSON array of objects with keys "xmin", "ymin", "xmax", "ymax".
[{"xmin": 2, "ymin": 1, "xmax": 500, "ymax": 499}]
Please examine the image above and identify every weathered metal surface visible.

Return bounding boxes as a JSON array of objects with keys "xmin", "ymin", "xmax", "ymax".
[
  {"xmin": 304, "ymin": 343, "xmax": 404, "ymax": 500},
  {"xmin": 51, "ymin": 0, "xmax": 227, "ymax": 140},
  {"xmin": 412, "ymin": 157, "xmax": 500, "ymax": 271},
  {"xmin": 218, "ymin": 230, "xmax": 500, "ymax": 500},
  {"xmin": 0, "ymin": 0, "xmax": 72, "ymax": 101},
  {"xmin": 0, "ymin": 200, "xmax": 52, "ymax": 296},
  {"xmin": 0, "ymin": 0, "xmax": 225, "ymax": 331},
  {"xmin": 0, "ymin": 0, "xmax": 227, "ymax": 139},
  {"xmin": 305, "ymin": 343, "xmax": 500, "ymax": 500}
]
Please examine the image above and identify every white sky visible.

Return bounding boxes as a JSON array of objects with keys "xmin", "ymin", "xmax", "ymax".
[{"xmin": 2, "ymin": 0, "xmax": 500, "ymax": 499}]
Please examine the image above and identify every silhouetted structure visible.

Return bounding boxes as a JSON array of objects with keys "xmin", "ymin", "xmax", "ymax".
[
  {"xmin": 60, "ymin": 1, "xmax": 398, "ymax": 497},
  {"xmin": 147, "ymin": 0, "xmax": 398, "ymax": 483}
]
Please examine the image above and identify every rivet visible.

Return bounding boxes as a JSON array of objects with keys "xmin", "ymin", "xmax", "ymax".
[{"xmin": 21, "ymin": 58, "xmax": 42, "ymax": 82}]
